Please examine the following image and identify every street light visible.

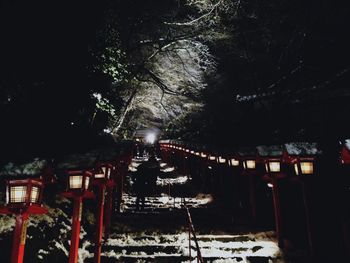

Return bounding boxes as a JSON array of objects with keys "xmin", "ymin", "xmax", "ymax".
[{"xmin": 145, "ymin": 133, "xmax": 156, "ymax": 144}]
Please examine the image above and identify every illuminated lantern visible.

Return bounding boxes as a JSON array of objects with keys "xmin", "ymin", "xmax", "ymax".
[
  {"xmin": 0, "ymin": 178, "xmax": 47, "ymax": 263},
  {"xmin": 230, "ymin": 158, "xmax": 240, "ymax": 167},
  {"xmin": 217, "ymin": 156, "xmax": 227, "ymax": 164},
  {"xmin": 283, "ymin": 142, "xmax": 321, "ymax": 254},
  {"xmin": 208, "ymin": 155, "xmax": 216, "ymax": 161},
  {"xmin": 200, "ymin": 152, "xmax": 207, "ymax": 158},
  {"xmin": 59, "ymin": 155, "xmax": 95, "ymax": 263},
  {"xmin": 294, "ymin": 161, "xmax": 314, "ymax": 175},
  {"xmin": 92, "ymin": 163, "xmax": 115, "ymax": 263},
  {"xmin": 245, "ymin": 160, "xmax": 256, "ymax": 170},
  {"xmin": 257, "ymin": 145, "xmax": 284, "ymax": 247}
]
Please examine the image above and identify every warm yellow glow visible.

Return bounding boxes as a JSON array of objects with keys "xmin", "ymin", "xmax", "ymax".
[
  {"xmin": 201, "ymin": 152, "xmax": 207, "ymax": 158},
  {"xmin": 300, "ymin": 162, "xmax": 314, "ymax": 174},
  {"xmin": 190, "ymin": 150, "xmax": 195, "ymax": 154},
  {"xmin": 209, "ymin": 155, "xmax": 216, "ymax": 161},
  {"xmin": 30, "ymin": 186, "xmax": 40, "ymax": 203},
  {"xmin": 185, "ymin": 149, "xmax": 190, "ymax": 153},
  {"xmin": 195, "ymin": 152, "xmax": 200, "ymax": 156},
  {"xmin": 10, "ymin": 186, "xmax": 27, "ymax": 203},
  {"xmin": 268, "ymin": 161, "xmax": 281, "ymax": 172},
  {"xmin": 218, "ymin": 157, "xmax": 226, "ymax": 164},
  {"xmin": 85, "ymin": 177, "xmax": 90, "ymax": 190},
  {"xmin": 294, "ymin": 163, "xmax": 299, "ymax": 175},
  {"xmin": 246, "ymin": 160, "xmax": 256, "ymax": 169},
  {"xmin": 230, "ymin": 159, "xmax": 239, "ymax": 166},
  {"xmin": 94, "ymin": 172, "xmax": 105, "ymax": 179},
  {"xmin": 69, "ymin": 175, "xmax": 83, "ymax": 189}
]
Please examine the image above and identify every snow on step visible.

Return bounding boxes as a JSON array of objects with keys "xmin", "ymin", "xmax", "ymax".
[
  {"xmin": 120, "ymin": 194, "xmax": 213, "ymax": 213},
  {"xmin": 101, "ymin": 231, "xmax": 283, "ymax": 262}
]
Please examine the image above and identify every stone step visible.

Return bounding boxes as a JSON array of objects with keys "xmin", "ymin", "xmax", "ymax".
[{"xmin": 98, "ymin": 232, "xmax": 283, "ymax": 262}]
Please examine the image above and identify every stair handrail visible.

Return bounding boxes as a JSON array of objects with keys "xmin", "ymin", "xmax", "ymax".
[{"xmin": 183, "ymin": 200, "xmax": 204, "ymax": 263}]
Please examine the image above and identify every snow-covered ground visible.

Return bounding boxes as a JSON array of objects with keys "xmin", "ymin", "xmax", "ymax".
[
  {"xmin": 120, "ymin": 193, "xmax": 213, "ymax": 212},
  {"xmin": 101, "ymin": 231, "xmax": 283, "ymax": 262}
]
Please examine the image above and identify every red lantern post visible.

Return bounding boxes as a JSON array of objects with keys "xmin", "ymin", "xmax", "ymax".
[
  {"xmin": 239, "ymin": 148, "xmax": 259, "ymax": 224},
  {"xmin": 62, "ymin": 170, "xmax": 94, "ymax": 263},
  {"xmin": 0, "ymin": 178, "xmax": 47, "ymax": 263},
  {"xmin": 284, "ymin": 142, "xmax": 320, "ymax": 258},
  {"xmin": 92, "ymin": 163, "xmax": 115, "ymax": 263},
  {"xmin": 257, "ymin": 145, "xmax": 285, "ymax": 247}
]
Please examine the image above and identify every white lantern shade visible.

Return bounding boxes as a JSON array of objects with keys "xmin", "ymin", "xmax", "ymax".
[
  {"xmin": 268, "ymin": 161, "xmax": 281, "ymax": 173},
  {"xmin": 300, "ymin": 161, "xmax": 313, "ymax": 174},
  {"xmin": 294, "ymin": 163, "xmax": 299, "ymax": 175},
  {"xmin": 246, "ymin": 160, "xmax": 256, "ymax": 169},
  {"xmin": 9, "ymin": 186, "xmax": 27, "ymax": 203},
  {"xmin": 218, "ymin": 157, "xmax": 226, "ymax": 164},
  {"xmin": 30, "ymin": 186, "xmax": 40, "ymax": 203},
  {"xmin": 69, "ymin": 175, "xmax": 83, "ymax": 189},
  {"xmin": 230, "ymin": 159, "xmax": 239, "ymax": 166},
  {"xmin": 209, "ymin": 155, "xmax": 216, "ymax": 161},
  {"xmin": 84, "ymin": 176, "xmax": 90, "ymax": 190}
]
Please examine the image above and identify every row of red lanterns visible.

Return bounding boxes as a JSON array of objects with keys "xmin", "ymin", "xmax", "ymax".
[
  {"xmin": 160, "ymin": 143, "xmax": 315, "ymax": 176},
  {"xmin": 0, "ymin": 155, "xmax": 131, "ymax": 263}
]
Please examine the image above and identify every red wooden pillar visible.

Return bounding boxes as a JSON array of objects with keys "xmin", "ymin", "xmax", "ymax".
[
  {"xmin": 301, "ymin": 181, "xmax": 315, "ymax": 258},
  {"xmin": 94, "ymin": 184, "xmax": 106, "ymax": 263},
  {"xmin": 69, "ymin": 196, "xmax": 83, "ymax": 263},
  {"xmin": 104, "ymin": 186, "xmax": 113, "ymax": 239},
  {"xmin": 248, "ymin": 173, "xmax": 257, "ymax": 224},
  {"xmin": 11, "ymin": 213, "xmax": 29, "ymax": 263},
  {"xmin": 271, "ymin": 177, "xmax": 283, "ymax": 247}
]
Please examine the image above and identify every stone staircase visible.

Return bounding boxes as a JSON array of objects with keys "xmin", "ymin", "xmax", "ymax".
[
  {"xmin": 99, "ymin": 157, "xmax": 285, "ymax": 263},
  {"xmin": 100, "ymin": 232, "xmax": 284, "ymax": 263}
]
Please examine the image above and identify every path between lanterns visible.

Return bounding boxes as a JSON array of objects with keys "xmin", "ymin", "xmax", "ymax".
[{"xmin": 98, "ymin": 157, "xmax": 288, "ymax": 263}]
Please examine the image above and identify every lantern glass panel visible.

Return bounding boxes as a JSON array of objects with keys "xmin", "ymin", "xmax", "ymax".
[
  {"xmin": 218, "ymin": 157, "xmax": 226, "ymax": 164},
  {"xmin": 94, "ymin": 172, "xmax": 105, "ymax": 179},
  {"xmin": 10, "ymin": 186, "xmax": 27, "ymax": 203},
  {"xmin": 269, "ymin": 161, "xmax": 281, "ymax": 172},
  {"xmin": 294, "ymin": 163, "xmax": 299, "ymax": 175},
  {"xmin": 300, "ymin": 162, "xmax": 313, "ymax": 174},
  {"xmin": 69, "ymin": 175, "xmax": 83, "ymax": 189},
  {"xmin": 246, "ymin": 160, "xmax": 256, "ymax": 169},
  {"xmin": 231, "ymin": 159, "xmax": 239, "ymax": 166},
  {"xmin": 30, "ymin": 186, "xmax": 40, "ymax": 203},
  {"xmin": 85, "ymin": 176, "xmax": 90, "ymax": 190}
]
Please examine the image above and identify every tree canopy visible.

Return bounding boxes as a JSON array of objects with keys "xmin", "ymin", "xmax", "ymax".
[{"xmin": 1, "ymin": 0, "xmax": 349, "ymax": 160}]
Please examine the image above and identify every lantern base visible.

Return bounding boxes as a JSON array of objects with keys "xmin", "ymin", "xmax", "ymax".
[
  {"xmin": 62, "ymin": 190, "xmax": 94, "ymax": 199},
  {"xmin": 0, "ymin": 204, "xmax": 48, "ymax": 215}
]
